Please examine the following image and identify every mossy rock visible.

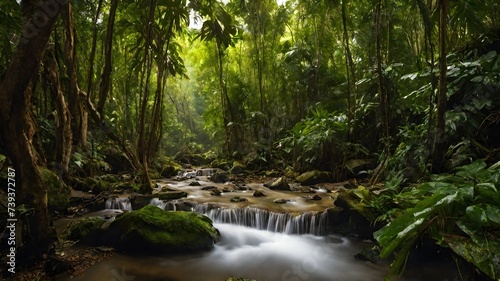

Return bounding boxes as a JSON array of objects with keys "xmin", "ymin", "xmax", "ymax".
[
  {"xmin": 40, "ymin": 167, "xmax": 71, "ymax": 213},
  {"xmin": 229, "ymin": 161, "xmax": 246, "ymax": 175},
  {"xmin": 66, "ymin": 217, "xmax": 107, "ymax": 243},
  {"xmin": 253, "ymin": 190, "xmax": 265, "ymax": 197},
  {"xmin": 296, "ymin": 170, "xmax": 332, "ymax": 185},
  {"xmin": 158, "ymin": 158, "xmax": 182, "ymax": 178},
  {"xmin": 210, "ymin": 159, "xmax": 232, "ymax": 171},
  {"xmin": 210, "ymin": 171, "xmax": 229, "ymax": 183},
  {"xmin": 265, "ymin": 176, "xmax": 290, "ymax": 191},
  {"xmin": 102, "ymin": 205, "xmax": 220, "ymax": 254},
  {"xmin": 284, "ymin": 166, "xmax": 298, "ymax": 178},
  {"xmin": 230, "ymin": 196, "xmax": 247, "ymax": 202}
]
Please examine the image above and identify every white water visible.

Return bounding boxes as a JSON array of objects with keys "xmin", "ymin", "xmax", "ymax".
[
  {"xmin": 62, "ymin": 223, "xmax": 389, "ymax": 281},
  {"xmin": 105, "ymin": 197, "xmax": 132, "ymax": 211}
]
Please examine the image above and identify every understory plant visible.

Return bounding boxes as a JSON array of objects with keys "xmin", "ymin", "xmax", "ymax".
[{"xmin": 374, "ymin": 160, "xmax": 500, "ymax": 280}]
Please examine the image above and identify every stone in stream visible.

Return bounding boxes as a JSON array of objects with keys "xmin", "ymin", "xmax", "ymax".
[
  {"xmin": 264, "ymin": 176, "xmax": 291, "ymax": 191},
  {"xmin": 100, "ymin": 205, "xmax": 220, "ymax": 254},
  {"xmin": 230, "ymin": 196, "xmax": 248, "ymax": 202},
  {"xmin": 210, "ymin": 171, "xmax": 230, "ymax": 183},
  {"xmin": 296, "ymin": 170, "xmax": 332, "ymax": 185},
  {"xmin": 201, "ymin": 185, "xmax": 217, "ymax": 191},
  {"xmin": 189, "ymin": 181, "xmax": 201, "ymax": 186},
  {"xmin": 253, "ymin": 190, "xmax": 265, "ymax": 197},
  {"xmin": 273, "ymin": 198, "xmax": 290, "ymax": 204},
  {"xmin": 210, "ymin": 189, "xmax": 222, "ymax": 196}
]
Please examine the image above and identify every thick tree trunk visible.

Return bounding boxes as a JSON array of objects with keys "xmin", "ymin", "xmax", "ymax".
[
  {"xmin": 63, "ymin": 3, "xmax": 87, "ymax": 148},
  {"xmin": 0, "ymin": 0, "xmax": 64, "ymax": 261},
  {"xmin": 342, "ymin": 0, "xmax": 356, "ymax": 138},
  {"xmin": 432, "ymin": 0, "xmax": 448, "ymax": 171},
  {"xmin": 96, "ymin": 0, "xmax": 119, "ymax": 115},
  {"xmin": 43, "ymin": 49, "xmax": 73, "ymax": 176}
]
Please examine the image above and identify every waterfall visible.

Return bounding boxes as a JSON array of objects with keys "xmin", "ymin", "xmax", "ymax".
[
  {"xmin": 150, "ymin": 199, "xmax": 329, "ymax": 236},
  {"xmin": 105, "ymin": 197, "xmax": 132, "ymax": 211}
]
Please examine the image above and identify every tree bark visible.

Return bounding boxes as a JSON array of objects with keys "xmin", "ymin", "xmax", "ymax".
[
  {"xmin": 0, "ymin": 0, "xmax": 64, "ymax": 261},
  {"xmin": 432, "ymin": 0, "xmax": 448, "ymax": 171},
  {"xmin": 96, "ymin": 0, "xmax": 119, "ymax": 115},
  {"xmin": 43, "ymin": 49, "xmax": 73, "ymax": 177}
]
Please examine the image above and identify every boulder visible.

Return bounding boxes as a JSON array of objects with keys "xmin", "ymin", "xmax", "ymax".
[
  {"xmin": 201, "ymin": 186, "xmax": 217, "ymax": 191},
  {"xmin": 210, "ymin": 189, "xmax": 222, "ymax": 196},
  {"xmin": 273, "ymin": 198, "xmax": 290, "ymax": 204},
  {"xmin": 40, "ymin": 167, "xmax": 71, "ymax": 213},
  {"xmin": 230, "ymin": 196, "xmax": 248, "ymax": 203},
  {"xmin": 253, "ymin": 190, "xmax": 265, "ymax": 197},
  {"xmin": 102, "ymin": 205, "xmax": 220, "ymax": 254},
  {"xmin": 265, "ymin": 177, "xmax": 290, "ymax": 191},
  {"xmin": 189, "ymin": 181, "xmax": 201, "ymax": 186},
  {"xmin": 160, "ymin": 160, "xmax": 183, "ymax": 178},
  {"xmin": 211, "ymin": 171, "xmax": 230, "ymax": 183},
  {"xmin": 296, "ymin": 170, "xmax": 332, "ymax": 185},
  {"xmin": 229, "ymin": 161, "xmax": 246, "ymax": 175},
  {"xmin": 67, "ymin": 217, "xmax": 107, "ymax": 243}
]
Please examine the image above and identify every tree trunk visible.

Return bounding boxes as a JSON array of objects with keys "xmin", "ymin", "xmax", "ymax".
[
  {"xmin": 86, "ymin": 0, "xmax": 104, "ymax": 99},
  {"xmin": 96, "ymin": 0, "xmax": 119, "ymax": 115},
  {"xmin": 43, "ymin": 49, "xmax": 73, "ymax": 177},
  {"xmin": 432, "ymin": 0, "xmax": 448, "ymax": 171},
  {"xmin": 342, "ymin": 0, "xmax": 356, "ymax": 139},
  {"xmin": 0, "ymin": 0, "xmax": 64, "ymax": 261}
]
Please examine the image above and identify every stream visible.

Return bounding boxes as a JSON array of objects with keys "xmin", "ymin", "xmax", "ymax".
[{"xmin": 58, "ymin": 176, "xmax": 460, "ymax": 281}]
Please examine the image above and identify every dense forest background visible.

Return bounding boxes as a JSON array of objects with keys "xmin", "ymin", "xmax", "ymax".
[{"xmin": 0, "ymin": 0, "xmax": 499, "ymax": 279}]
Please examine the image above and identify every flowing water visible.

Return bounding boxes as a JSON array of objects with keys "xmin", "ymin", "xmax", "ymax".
[{"xmin": 59, "ymin": 178, "xmax": 459, "ymax": 281}]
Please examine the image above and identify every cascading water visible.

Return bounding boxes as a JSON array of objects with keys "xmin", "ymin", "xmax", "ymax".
[
  {"xmin": 105, "ymin": 197, "xmax": 132, "ymax": 211},
  {"xmin": 149, "ymin": 199, "xmax": 330, "ymax": 235}
]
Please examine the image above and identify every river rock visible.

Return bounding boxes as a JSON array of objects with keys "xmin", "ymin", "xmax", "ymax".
[
  {"xmin": 40, "ymin": 167, "xmax": 71, "ymax": 213},
  {"xmin": 210, "ymin": 189, "xmax": 222, "ymax": 196},
  {"xmin": 201, "ymin": 186, "xmax": 217, "ymax": 191},
  {"xmin": 310, "ymin": 194, "xmax": 322, "ymax": 200},
  {"xmin": 211, "ymin": 171, "xmax": 230, "ymax": 183},
  {"xmin": 102, "ymin": 205, "xmax": 220, "ymax": 254},
  {"xmin": 253, "ymin": 190, "xmax": 265, "ymax": 197},
  {"xmin": 230, "ymin": 196, "xmax": 248, "ymax": 202},
  {"xmin": 273, "ymin": 198, "xmax": 290, "ymax": 204},
  {"xmin": 131, "ymin": 192, "xmax": 188, "ymax": 209},
  {"xmin": 229, "ymin": 161, "xmax": 246, "ymax": 174},
  {"xmin": 67, "ymin": 217, "xmax": 107, "ymax": 244},
  {"xmin": 265, "ymin": 176, "xmax": 290, "ymax": 191},
  {"xmin": 189, "ymin": 181, "xmax": 201, "ymax": 186},
  {"xmin": 296, "ymin": 170, "xmax": 332, "ymax": 185}
]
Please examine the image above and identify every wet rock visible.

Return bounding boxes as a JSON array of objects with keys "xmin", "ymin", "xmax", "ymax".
[
  {"xmin": 159, "ymin": 158, "xmax": 183, "ymax": 178},
  {"xmin": 229, "ymin": 161, "xmax": 246, "ymax": 175},
  {"xmin": 189, "ymin": 181, "xmax": 201, "ymax": 186},
  {"xmin": 210, "ymin": 189, "xmax": 222, "ymax": 196},
  {"xmin": 66, "ymin": 217, "xmax": 107, "ymax": 243},
  {"xmin": 296, "ymin": 170, "xmax": 332, "ymax": 185},
  {"xmin": 310, "ymin": 194, "xmax": 322, "ymax": 200},
  {"xmin": 273, "ymin": 198, "xmax": 290, "ymax": 204},
  {"xmin": 40, "ymin": 167, "xmax": 71, "ymax": 213},
  {"xmin": 345, "ymin": 159, "xmax": 374, "ymax": 176},
  {"xmin": 102, "ymin": 205, "xmax": 220, "ymax": 254},
  {"xmin": 253, "ymin": 190, "xmax": 265, "ymax": 197},
  {"xmin": 230, "ymin": 196, "xmax": 248, "ymax": 202},
  {"xmin": 265, "ymin": 176, "xmax": 290, "ymax": 191},
  {"xmin": 210, "ymin": 171, "xmax": 230, "ymax": 183},
  {"xmin": 354, "ymin": 247, "xmax": 379, "ymax": 263},
  {"xmin": 201, "ymin": 186, "xmax": 217, "ymax": 191},
  {"xmin": 263, "ymin": 170, "xmax": 281, "ymax": 177},
  {"xmin": 298, "ymin": 186, "xmax": 316, "ymax": 193}
]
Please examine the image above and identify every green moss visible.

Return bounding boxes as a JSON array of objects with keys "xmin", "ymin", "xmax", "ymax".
[
  {"xmin": 40, "ymin": 167, "xmax": 70, "ymax": 212},
  {"xmin": 104, "ymin": 205, "xmax": 220, "ymax": 254},
  {"xmin": 296, "ymin": 170, "xmax": 332, "ymax": 185},
  {"xmin": 67, "ymin": 217, "xmax": 106, "ymax": 242}
]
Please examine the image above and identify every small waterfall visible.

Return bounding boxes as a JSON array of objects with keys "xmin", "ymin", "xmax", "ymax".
[
  {"xmin": 105, "ymin": 197, "xmax": 132, "ymax": 211},
  {"xmin": 193, "ymin": 203, "xmax": 329, "ymax": 236}
]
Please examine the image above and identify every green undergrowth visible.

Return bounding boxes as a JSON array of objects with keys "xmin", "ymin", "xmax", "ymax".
[{"xmin": 374, "ymin": 160, "xmax": 500, "ymax": 280}]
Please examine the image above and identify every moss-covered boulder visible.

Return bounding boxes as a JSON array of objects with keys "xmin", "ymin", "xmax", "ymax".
[
  {"xmin": 210, "ymin": 171, "xmax": 229, "ymax": 183},
  {"xmin": 40, "ymin": 167, "xmax": 71, "ymax": 213},
  {"xmin": 253, "ymin": 190, "xmax": 265, "ymax": 197},
  {"xmin": 296, "ymin": 170, "xmax": 332, "ymax": 185},
  {"xmin": 102, "ymin": 205, "xmax": 220, "ymax": 254},
  {"xmin": 66, "ymin": 217, "xmax": 107, "ymax": 243},
  {"xmin": 159, "ymin": 159, "xmax": 182, "ymax": 178},
  {"xmin": 229, "ymin": 161, "xmax": 246, "ymax": 174}
]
